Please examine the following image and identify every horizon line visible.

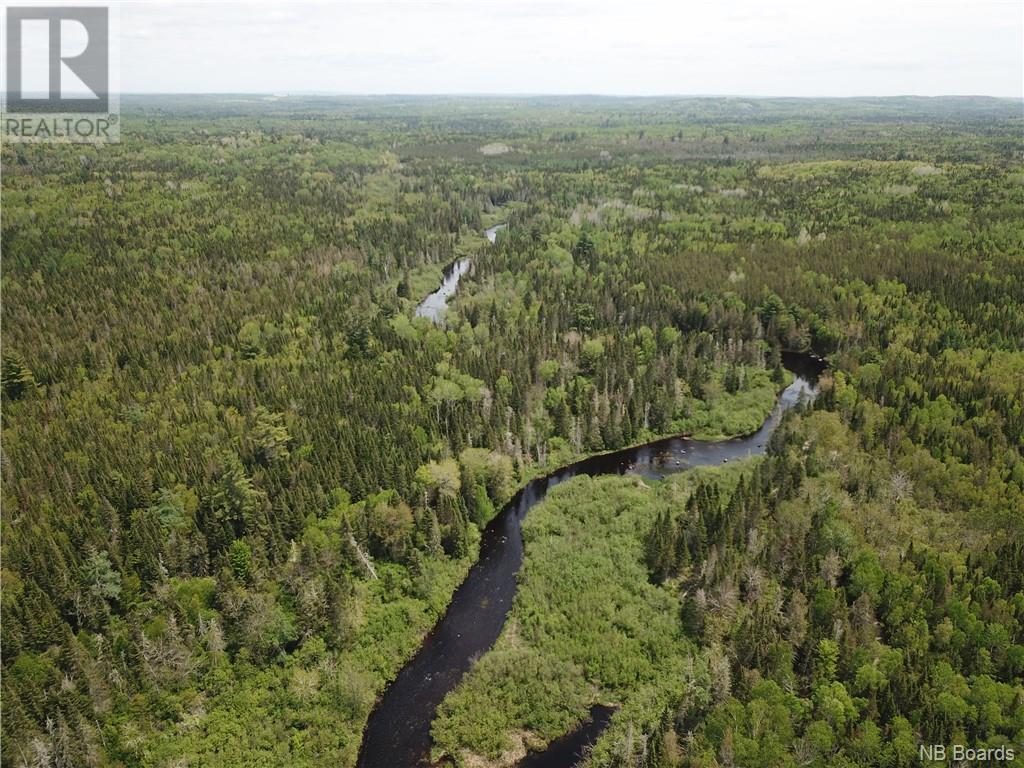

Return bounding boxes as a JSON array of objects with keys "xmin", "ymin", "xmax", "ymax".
[{"xmin": 117, "ymin": 92, "xmax": 1024, "ymax": 100}]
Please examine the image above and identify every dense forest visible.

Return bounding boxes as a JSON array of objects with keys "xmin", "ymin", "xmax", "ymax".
[{"xmin": 2, "ymin": 96, "xmax": 1022, "ymax": 767}]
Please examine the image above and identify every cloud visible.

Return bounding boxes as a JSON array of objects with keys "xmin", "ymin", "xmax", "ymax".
[{"xmin": 115, "ymin": 0, "xmax": 1024, "ymax": 96}]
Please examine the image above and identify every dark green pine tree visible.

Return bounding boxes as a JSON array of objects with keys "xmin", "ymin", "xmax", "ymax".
[{"xmin": 644, "ymin": 508, "xmax": 677, "ymax": 582}]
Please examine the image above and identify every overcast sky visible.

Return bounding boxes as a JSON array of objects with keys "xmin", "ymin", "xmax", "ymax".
[{"xmin": 106, "ymin": 0, "xmax": 1023, "ymax": 96}]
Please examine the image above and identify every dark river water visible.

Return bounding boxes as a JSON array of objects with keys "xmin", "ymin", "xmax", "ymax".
[
  {"xmin": 517, "ymin": 705, "xmax": 616, "ymax": 768},
  {"xmin": 358, "ymin": 229, "xmax": 824, "ymax": 768}
]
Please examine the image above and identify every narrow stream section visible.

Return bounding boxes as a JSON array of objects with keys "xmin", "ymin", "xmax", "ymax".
[
  {"xmin": 358, "ymin": 226, "xmax": 824, "ymax": 768},
  {"xmin": 517, "ymin": 705, "xmax": 616, "ymax": 768},
  {"xmin": 413, "ymin": 224, "xmax": 504, "ymax": 323},
  {"xmin": 484, "ymin": 223, "xmax": 507, "ymax": 244},
  {"xmin": 414, "ymin": 259, "xmax": 471, "ymax": 323}
]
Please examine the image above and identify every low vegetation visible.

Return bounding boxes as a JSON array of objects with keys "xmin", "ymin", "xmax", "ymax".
[{"xmin": 2, "ymin": 96, "xmax": 1021, "ymax": 767}]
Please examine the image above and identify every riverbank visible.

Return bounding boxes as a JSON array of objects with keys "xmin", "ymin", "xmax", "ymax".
[
  {"xmin": 356, "ymin": 223, "xmax": 824, "ymax": 767},
  {"xmin": 357, "ymin": 355, "xmax": 821, "ymax": 767},
  {"xmin": 431, "ymin": 462, "xmax": 760, "ymax": 767},
  {"xmin": 518, "ymin": 366, "xmax": 794, "ymax": 486}
]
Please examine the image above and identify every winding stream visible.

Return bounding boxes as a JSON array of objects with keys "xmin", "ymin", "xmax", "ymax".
[
  {"xmin": 414, "ymin": 259, "xmax": 471, "ymax": 323},
  {"xmin": 484, "ymin": 223, "xmax": 507, "ymax": 244},
  {"xmin": 413, "ymin": 225, "xmax": 505, "ymax": 323},
  {"xmin": 357, "ymin": 226, "xmax": 824, "ymax": 768}
]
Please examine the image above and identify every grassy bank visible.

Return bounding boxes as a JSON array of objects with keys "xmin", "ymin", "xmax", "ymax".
[{"xmin": 431, "ymin": 463, "xmax": 758, "ymax": 766}]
